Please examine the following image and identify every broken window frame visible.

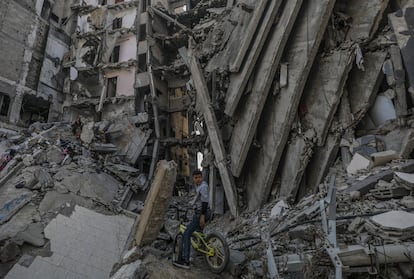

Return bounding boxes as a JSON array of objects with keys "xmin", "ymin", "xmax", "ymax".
[
  {"xmin": 0, "ymin": 93, "xmax": 11, "ymax": 118},
  {"xmin": 40, "ymin": 0, "xmax": 51, "ymax": 20},
  {"xmin": 110, "ymin": 45, "xmax": 121, "ymax": 63},
  {"xmin": 50, "ymin": 12, "xmax": 59, "ymax": 23},
  {"xmin": 107, "ymin": 77, "xmax": 118, "ymax": 98},
  {"xmin": 112, "ymin": 17, "xmax": 123, "ymax": 30}
]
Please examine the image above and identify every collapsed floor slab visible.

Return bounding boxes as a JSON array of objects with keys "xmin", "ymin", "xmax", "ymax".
[
  {"xmin": 5, "ymin": 205, "xmax": 135, "ymax": 279},
  {"xmin": 389, "ymin": 1, "xmax": 414, "ymax": 93},
  {"xmin": 277, "ymin": 49, "xmax": 354, "ymax": 200},
  {"xmin": 348, "ymin": 51, "xmax": 387, "ymax": 122},
  {"xmin": 224, "ymin": 0, "xmax": 283, "ymax": 116},
  {"xmin": 229, "ymin": 0, "xmax": 303, "ymax": 177},
  {"xmin": 241, "ymin": 0, "xmax": 336, "ymax": 211}
]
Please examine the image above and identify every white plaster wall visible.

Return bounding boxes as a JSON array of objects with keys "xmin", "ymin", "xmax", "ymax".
[
  {"xmin": 105, "ymin": 68, "xmax": 135, "ymax": 97},
  {"xmin": 77, "ymin": 15, "xmax": 92, "ymax": 33},
  {"xmin": 122, "ymin": 11, "xmax": 136, "ymax": 28},
  {"xmin": 119, "ymin": 35, "xmax": 137, "ymax": 61}
]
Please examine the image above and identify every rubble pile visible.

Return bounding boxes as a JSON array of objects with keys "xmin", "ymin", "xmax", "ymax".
[
  {"xmin": 204, "ymin": 159, "xmax": 414, "ymax": 278},
  {"xmin": 0, "ymin": 121, "xmax": 145, "ymax": 277},
  {"xmin": 1, "ymin": 0, "xmax": 414, "ymax": 278}
]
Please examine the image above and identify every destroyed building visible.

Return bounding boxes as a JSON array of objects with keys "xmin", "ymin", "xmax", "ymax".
[{"xmin": 1, "ymin": 0, "xmax": 414, "ymax": 278}]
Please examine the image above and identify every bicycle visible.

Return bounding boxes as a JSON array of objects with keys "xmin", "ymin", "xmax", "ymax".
[{"xmin": 171, "ymin": 206, "xmax": 230, "ymax": 274}]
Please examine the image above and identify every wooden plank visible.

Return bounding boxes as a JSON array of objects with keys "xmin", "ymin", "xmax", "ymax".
[
  {"xmin": 242, "ymin": 0, "xmax": 336, "ymax": 211},
  {"xmin": 188, "ymin": 42, "xmax": 239, "ymax": 216},
  {"xmin": 229, "ymin": 0, "xmax": 303, "ymax": 177},
  {"xmin": 224, "ymin": 0, "xmax": 283, "ymax": 116}
]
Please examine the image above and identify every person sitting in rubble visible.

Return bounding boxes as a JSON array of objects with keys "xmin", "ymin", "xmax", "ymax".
[
  {"xmin": 71, "ymin": 117, "xmax": 83, "ymax": 139},
  {"xmin": 173, "ymin": 169, "xmax": 210, "ymax": 269}
]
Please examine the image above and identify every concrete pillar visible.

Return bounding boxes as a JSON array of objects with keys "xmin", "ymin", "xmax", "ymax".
[{"xmin": 9, "ymin": 92, "xmax": 23, "ymax": 125}]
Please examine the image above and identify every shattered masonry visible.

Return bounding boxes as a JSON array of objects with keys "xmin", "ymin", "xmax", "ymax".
[{"xmin": 1, "ymin": 0, "xmax": 414, "ymax": 278}]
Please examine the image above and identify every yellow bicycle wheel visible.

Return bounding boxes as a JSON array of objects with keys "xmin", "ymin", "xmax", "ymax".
[{"xmin": 204, "ymin": 232, "xmax": 229, "ymax": 274}]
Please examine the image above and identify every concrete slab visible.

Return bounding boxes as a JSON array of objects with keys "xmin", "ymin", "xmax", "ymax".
[
  {"xmin": 306, "ymin": 133, "xmax": 341, "ymax": 192},
  {"xmin": 78, "ymin": 173, "xmax": 119, "ymax": 204},
  {"xmin": 5, "ymin": 205, "xmax": 135, "ymax": 279},
  {"xmin": 389, "ymin": 45, "xmax": 408, "ymax": 116},
  {"xmin": 206, "ymin": 0, "xmax": 272, "ymax": 72},
  {"xmin": 395, "ymin": 171, "xmax": 414, "ymax": 188},
  {"xmin": 189, "ymin": 45, "xmax": 239, "ymax": 216},
  {"xmin": 389, "ymin": 2, "xmax": 414, "ymax": 93},
  {"xmin": 348, "ymin": 51, "xmax": 387, "ymax": 122},
  {"xmin": 55, "ymin": 171, "xmax": 119, "ymax": 205},
  {"xmin": 345, "ymin": 160, "xmax": 414, "ymax": 194},
  {"xmin": 301, "ymin": 49, "xmax": 354, "ymax": 146},
  {"xmin": 39, "ymin": 191, "xmax": 93, "ymax": 215},
  {"xmin": 242, "ymin": 0, "xmax": 336, "ymax": 210},
  {"xmin": 342, "ymin": 0, "xmax": 390, "ymax": 41},
  {"xmin": 135, "ymin": 160, "xmax": 177, "ymax": 246},
  {"xmin": 14, "ymin": 222, "xmax": 45, "ymax": 247},
  {"xmin": 371, "ymin": 210, "xmax": 414, "ymax": 231},
  {"xmin": 0, "ymin": 204, "xmax": 40, "ymax": 242},
  {"xmin": 347, "ymin": 153, "xmax": 373, "ymax": 175},
  {"xmin": 278, "ymin": 136, "xmax": 313, "ymax": 199},
  {"xmin": 224, "ymin": 0, "xmax": 285, "ymax": 116},
  {"xmin": 276, "ymin": 49, "xmax": 354, "ymax": 199},
  {"xmin": 229, "ymin": 0, "xmax": 303, "ymax": 176},
  {"xmin": 0, "ymin": 193, "xmax": 32, "ymax": 225}
]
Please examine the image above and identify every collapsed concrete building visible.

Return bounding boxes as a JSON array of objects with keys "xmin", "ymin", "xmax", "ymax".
[{"xmin": 1, "ymin": 0, "xmax": 414, "ymax": 278}]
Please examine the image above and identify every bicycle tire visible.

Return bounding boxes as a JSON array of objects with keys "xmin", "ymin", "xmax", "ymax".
[
  {"xmin": 172, "ymin": 233, "xmax": 183, "ymax": 262},
  {"xmin": 204, "ymin": 232, "xmax": 230, "ymax": 274}
]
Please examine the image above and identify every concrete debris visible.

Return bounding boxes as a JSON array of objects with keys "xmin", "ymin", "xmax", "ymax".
[
  {"xmin": 110, "ymin": 260, "xmax": 147, "ymax": 279},
  {"xmin": 389, "ymin": 1, "xmax": 414, "ymax": 94},
  {"xmin": 395, "ymin": 171, "xmax": 414, "ymax": 189},
  {"xmin": 135, "ymin": 160, "xmax": 177, "ymax": 246},
  {"xmin": 370, "ymin": 210, "xmax": 414, "ymax": 231},
  {"xmin": 346, "ymin": 153, "xmax": 373, "ymax": 175},
  {"xmin": 0, "ymin": 193, "xmax": 32, "ymax": 225},
  {"xmin": 14, "ymin": 222, "xmax": 45, "ymax": 247},
  {"xmin": 270, "ymin": 200, "xmax": 289, "ymax": 219},
  {"xmin": 226, "ymin": 249, "xmax": 247, "ymax": 276},
  {"xmin": 6, "ymin": 206, "xmax": 135, "ymax": 279},
  {"xmin": 0, "ymin": 240, "xmax": 20, "ymax": 263},
  {"xmin": 1, "ymin": 0, "xmax": 414, "ymax": 277}
]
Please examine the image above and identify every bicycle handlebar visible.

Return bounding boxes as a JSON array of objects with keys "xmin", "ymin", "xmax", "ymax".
[{"xmin": 169, "ymin": 204, "xmax": 190, "ymax": 222}]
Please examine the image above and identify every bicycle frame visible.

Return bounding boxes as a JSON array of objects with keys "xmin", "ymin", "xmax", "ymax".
[{"xmin": 179, "ymin": 223, "xmax": 215, "ymax": 257}]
